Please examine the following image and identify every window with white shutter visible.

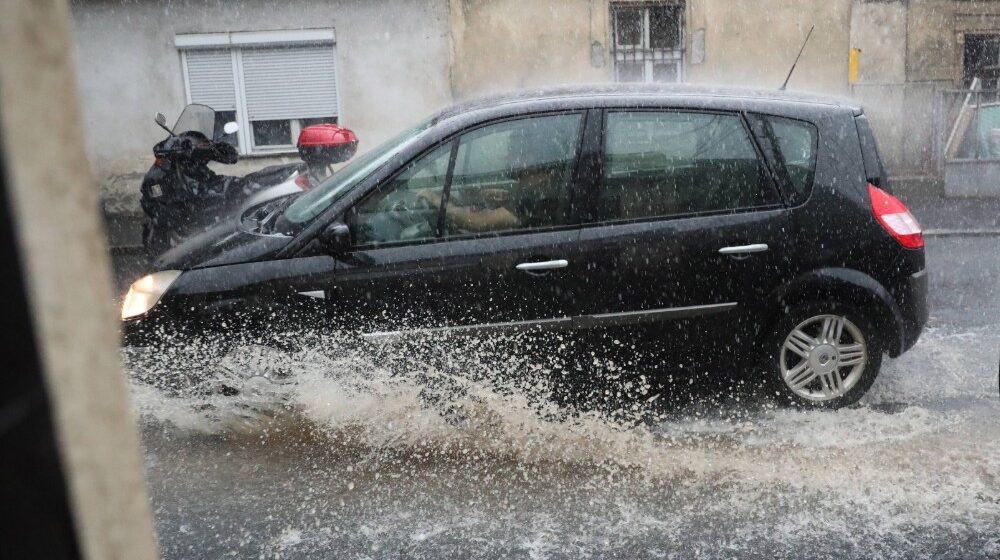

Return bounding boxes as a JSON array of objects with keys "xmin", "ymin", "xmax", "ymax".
[
  {"xmin": 177, "ymin": 30, "xmax": 340, "ymax": 154},
  {"xmin": 184, "ymin": 50, "xmax": 237, "ymax": 110}
]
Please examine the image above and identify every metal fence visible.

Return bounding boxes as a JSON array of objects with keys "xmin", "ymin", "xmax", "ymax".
[{"xmin": 939, "ymin": 88, "xmax": 1000, "ymax": 161}]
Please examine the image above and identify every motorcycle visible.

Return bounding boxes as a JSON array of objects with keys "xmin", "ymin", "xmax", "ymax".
[{"xmin": 140, "ymin": 104, "xmax": 358, "ymax": 256}]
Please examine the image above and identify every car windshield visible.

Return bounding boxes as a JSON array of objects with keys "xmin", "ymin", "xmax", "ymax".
[
  {"xmin": 277, "ymin": 117, "xmax": 434, "ymax": 230},
  {"xmin": 171, "ymin": 103, "xmax": 218, "ymax": 137}
]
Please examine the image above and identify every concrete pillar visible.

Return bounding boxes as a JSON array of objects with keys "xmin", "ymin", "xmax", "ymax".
[{"xmin": 0, "ymin": 1, "xmax": 158, "ymax": 559}]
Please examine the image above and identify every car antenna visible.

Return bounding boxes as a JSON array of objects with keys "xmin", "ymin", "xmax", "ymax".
[{"xmin": 780, "ymin": 25, "xmax": 815, "ymax": 91}]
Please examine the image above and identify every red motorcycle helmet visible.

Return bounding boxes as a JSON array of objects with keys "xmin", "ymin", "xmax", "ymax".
[{"xmin": 297, "ymin": 123, "xmax": 359, "ymax": 167}]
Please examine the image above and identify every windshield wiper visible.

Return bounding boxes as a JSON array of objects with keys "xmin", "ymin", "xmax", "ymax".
[{"xmin": 256, "ymin": 195, "xmax": 300, "ymax": 234}]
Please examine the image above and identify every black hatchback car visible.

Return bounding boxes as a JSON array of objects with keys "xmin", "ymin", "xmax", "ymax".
[{"xmin": 122, "ymin": 84, "xmax": 927, "ymax": 408}]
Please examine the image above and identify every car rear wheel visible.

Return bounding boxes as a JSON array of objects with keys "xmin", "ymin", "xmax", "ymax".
[{"xmin": 767, "ymin": 303, "xmax": 882, "ymax": 408}]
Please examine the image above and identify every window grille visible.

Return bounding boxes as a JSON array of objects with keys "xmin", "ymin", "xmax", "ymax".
[{"xmin": 610, "ymin": 2, "xmax": 685, "ymax": 83}]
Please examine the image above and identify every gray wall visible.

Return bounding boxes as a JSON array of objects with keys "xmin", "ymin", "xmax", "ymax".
[
  {"xmin": 70, "ymin": 0, "xmax": 455, "ymax": 199},
  {"xmin": 72, "ymin": 0, "xmax": 1000, "ymax": 201}
]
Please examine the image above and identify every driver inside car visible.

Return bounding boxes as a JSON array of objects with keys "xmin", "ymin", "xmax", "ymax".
[
  {"xmin": 415, "ymin": 187, "xmax": 521, "ymax": 233},
  {"xmin": 349, "ymin": 118, "xmax": 571, "ymax": 244}
]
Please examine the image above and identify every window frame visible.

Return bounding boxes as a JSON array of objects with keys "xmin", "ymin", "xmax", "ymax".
[
  {"xmin": 342, "ymin": 110, "xmax": 592, "ymax": 251},
  {"xmin": 176, "ymin": 29, "xmax": 341, "ymax": 156},
  {"xmin": 580, "ymin": 107, "xmax": 786, "ymax": 228}
]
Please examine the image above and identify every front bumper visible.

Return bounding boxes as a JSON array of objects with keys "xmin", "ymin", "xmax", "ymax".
[{"xmin": 120, "ymin": 312, "xmax": 173, "ymax": 347}]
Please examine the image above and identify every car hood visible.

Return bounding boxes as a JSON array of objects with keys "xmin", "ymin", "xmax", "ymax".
[{"xmin": 153, "ymin": 220, "xmax": 292, "ymax": 270}]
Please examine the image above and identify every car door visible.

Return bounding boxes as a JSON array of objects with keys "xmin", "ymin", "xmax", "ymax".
[
  {"xmin": 308, "ymin": 111, "xmax": 591, "ymax": 338},
  {"xmin": 573, "ymin": 109, "xmax": 793, "ymax": 367}
]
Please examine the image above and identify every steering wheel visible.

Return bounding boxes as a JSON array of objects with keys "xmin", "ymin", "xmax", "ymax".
[{"xmin": 388, "ymin": 191, "xmax": 433, "ymax": 213}]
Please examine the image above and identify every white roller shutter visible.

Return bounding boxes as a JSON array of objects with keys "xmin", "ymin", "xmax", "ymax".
[
  {"xmin": 241, "ymin": 45, "xmax": 339, "ymax": 121},
  {"xmin": 183, "ymin": 50, "xmax": 237, "ymax": 111}
]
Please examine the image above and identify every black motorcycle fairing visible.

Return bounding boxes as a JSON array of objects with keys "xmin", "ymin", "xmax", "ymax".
[{"xmin": 141, "ymin": 131, "xmax": 252, "ymax": 252}]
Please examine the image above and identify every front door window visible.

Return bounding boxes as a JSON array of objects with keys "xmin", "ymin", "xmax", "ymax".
[
  {"xmin": 348, "ymin": 141, "xmax": 452, "ymax": 246},
  {"xmin": 347, "ymin": 113, "xmax": 585, "ymax": 245},
  {"xmin": 444, "ymin": 114, "xmax": 583, "ymax": 236}
]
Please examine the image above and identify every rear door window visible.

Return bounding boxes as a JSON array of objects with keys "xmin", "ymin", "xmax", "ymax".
[
  {"xmin": 765, "ymin": 115, "xmax": 818, "ymax": 200},
  {"xmin": 597, "ymin": 111, "xmax": 778, "ymax": 221}
]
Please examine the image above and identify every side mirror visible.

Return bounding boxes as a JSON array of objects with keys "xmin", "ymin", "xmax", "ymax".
[
  {"xmin": 154, "ymin": 112, "xmax": 174, "ymax": 136},
  {"xmin": 319, "ymin": 223, "xmax": 351, "ymax": 254},
  {"xmin": 223, "ymin": 121, "xmax": 239, "ymax": 135}
]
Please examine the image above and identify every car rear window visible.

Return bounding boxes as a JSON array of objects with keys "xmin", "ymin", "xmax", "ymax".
[{"xmin": 763, "ymin": 115, "xmax": 818, "ymax": 202}]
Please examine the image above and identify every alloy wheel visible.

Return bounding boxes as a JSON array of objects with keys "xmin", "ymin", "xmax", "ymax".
[{"xmin": 779, "ymin": 314, "xmax": 868, "ymax": 402}]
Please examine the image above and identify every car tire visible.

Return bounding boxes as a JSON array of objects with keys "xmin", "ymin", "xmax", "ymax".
[{"xmin": 764, "ymin": 302, "xmax": 883, "ymax": 408}]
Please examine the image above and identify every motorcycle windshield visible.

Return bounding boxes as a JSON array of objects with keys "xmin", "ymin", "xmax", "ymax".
[{"xmin": 172, "ymin": 104, "xmax": 218, "ymax": 137}]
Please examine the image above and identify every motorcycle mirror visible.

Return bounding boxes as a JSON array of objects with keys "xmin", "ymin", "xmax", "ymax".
[
  {"xmin": 223, "ymin": 121, "xmax": 239, "ymax": 135},
  {"xmin": 319, "ymin": 222, "xmax": 351, "ymax": 254},
  {"xmin": 154, "ymin": 112, "xmax": 174, "ymax": 136}
]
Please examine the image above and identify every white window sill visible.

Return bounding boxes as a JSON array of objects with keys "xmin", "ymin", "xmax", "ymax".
[{"xmin": 243, "ymin": 148, "xmax": 299, "ymax": 158}]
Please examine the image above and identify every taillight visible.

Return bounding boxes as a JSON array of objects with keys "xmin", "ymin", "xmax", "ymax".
[
  {"xmin": 869, "ymin": 183, "xmax": 923, "ymax": 249},
  {"xmin": 294, "ymin": 174, "xmax": 312, "ymax": 191}
]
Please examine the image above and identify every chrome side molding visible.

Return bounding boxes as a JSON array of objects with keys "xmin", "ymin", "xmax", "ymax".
[
  {"xmin": 578, "ymin": 302, "xmax": 738, "ymax": 328},
  {"xmin": 361, "ymin": 302, "xmax": 737, "ymax": 341}
]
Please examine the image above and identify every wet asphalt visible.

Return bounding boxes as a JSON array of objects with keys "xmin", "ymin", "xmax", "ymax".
[{"xmin": 123, "ymin": 234, "xmax": 1000, "ymax": 559}]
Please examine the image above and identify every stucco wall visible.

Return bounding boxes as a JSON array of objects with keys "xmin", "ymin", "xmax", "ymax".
[
  {"xmin": 686, "ymin": 0, "xmax": 852, "ymax": 94},
  {"xmin": 449, "ymin": 0, "xmax": 608, "ymax": 98},
  {"xmin": 907, "ymin": 0, "xmax": 956, "ymax": 83},
  {"xmin": 69, "ymin": 0, "xmax": 455, "ymax": 189},
  {"xmin": 451, "ymin": 0, "xmax": 855, "ymax": 98},
  {"xmin": 850, "ymin": 0, "xmax": 907, "ymax": 85}
]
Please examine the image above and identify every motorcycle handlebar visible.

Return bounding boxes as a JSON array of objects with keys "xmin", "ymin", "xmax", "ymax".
[{"xmin": 154, "ymin": 137, "xmax": 238, "ymax": 164}]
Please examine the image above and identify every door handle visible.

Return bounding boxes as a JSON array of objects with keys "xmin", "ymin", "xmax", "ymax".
[
  {"xmin": 515, "ymin": 259, "xmax": 569, "ymax": 272},
  {"xmin": 718, "ymin": 243, "xmax": 769, "ymax": 255}
]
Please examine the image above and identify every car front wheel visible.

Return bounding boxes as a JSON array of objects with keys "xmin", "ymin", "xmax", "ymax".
[{"xmin": 767, "ymin": 303, "xmax": 882, "ymax": 408}]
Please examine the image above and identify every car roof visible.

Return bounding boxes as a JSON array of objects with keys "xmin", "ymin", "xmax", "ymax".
[{"xmin": 434, "ymin": 83, "xmax": 863, "ymax": 122}]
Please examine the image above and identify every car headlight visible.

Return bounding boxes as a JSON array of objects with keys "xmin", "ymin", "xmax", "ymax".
[{"xmin": 121, "ymin": 270, "xmax": 182, "ymax": 320}]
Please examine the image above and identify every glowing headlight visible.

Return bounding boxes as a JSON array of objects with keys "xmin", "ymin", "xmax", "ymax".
[{"xmin": 121, "ymin": 270, "xmax": 182, "ymax": 320}]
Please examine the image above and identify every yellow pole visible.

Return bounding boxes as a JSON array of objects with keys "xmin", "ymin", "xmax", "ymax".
[{"xmin": 849, "ymin": 48, "xmax": 861, "ymax": 84}]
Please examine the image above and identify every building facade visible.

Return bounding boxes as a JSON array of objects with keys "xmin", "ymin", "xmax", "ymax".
[{"xmin": 70, "ymin": 0, "xmax": 1000, "ymax": 211}]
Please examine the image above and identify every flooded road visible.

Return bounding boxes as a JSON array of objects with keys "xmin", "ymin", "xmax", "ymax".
[{"xmin": 128, "ymin": 236, "xmax": 1000, "ymax": 559}]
